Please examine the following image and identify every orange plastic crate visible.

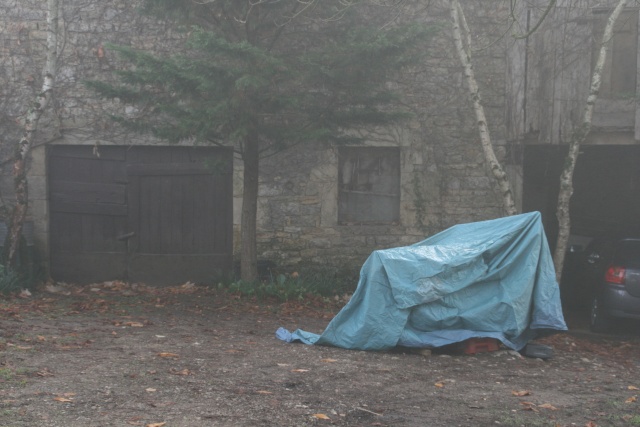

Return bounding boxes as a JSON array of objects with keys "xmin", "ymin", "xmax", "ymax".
[{"xmin": 462, "ymin": 338, "xmax": 500, "ymax": 355}]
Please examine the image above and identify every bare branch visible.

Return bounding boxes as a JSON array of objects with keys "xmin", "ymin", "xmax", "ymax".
[{"xmin": 512, "ymin": 0, "xmax": 556, "ymax": 40}]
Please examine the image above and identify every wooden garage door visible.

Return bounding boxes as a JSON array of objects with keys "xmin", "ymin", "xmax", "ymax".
[{"xmin": 49, "ymin": 145, "xmax": 233, "ymax": 285}]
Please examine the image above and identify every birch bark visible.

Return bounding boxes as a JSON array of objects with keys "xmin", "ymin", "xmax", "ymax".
[
  {"xmin": 6, "ymin": 0, "xmax": 60, "ymax": 268},
  {"xmin": 553, "ymin": 0, "xmax": 630, "ymax": 282},
  {"xmin": 449, "ymin": 0, "xmax": 518, "ymax": 216}
]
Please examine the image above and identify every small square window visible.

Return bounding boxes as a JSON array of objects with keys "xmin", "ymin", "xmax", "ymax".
[{"xmin": 338, "ymin": 147, "xmax": 400, "ymax": 225}]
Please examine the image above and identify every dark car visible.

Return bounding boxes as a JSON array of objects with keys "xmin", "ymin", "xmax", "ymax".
[{"xmin": 573, "ymin": 237, "xmax": 640, "ymax": 332}]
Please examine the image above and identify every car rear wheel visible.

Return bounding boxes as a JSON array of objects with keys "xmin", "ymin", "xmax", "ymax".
[{"xmin": 590, "ymin": 297, "xmax": 610, "ymax": 332}]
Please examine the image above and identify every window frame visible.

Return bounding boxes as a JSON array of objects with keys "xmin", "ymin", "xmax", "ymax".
[{"xmin": 337, "ymin": 146, "xmax": 401, "ymax": 226}]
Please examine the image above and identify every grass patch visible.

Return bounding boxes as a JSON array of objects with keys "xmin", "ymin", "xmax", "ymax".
[
  {"xmin": 0, "ymin": 409, "xmax": 14, "ymax": 418},
  {"xmin": 220, "ymin": 266, "xmax": 357, "ymax": 303},
  {"xmin": 496, "ymin": 414, "xmax": 558, "ymax": 427},
  {"xmin": 629, "ymin": 415, "xmax": 640, "ymax": 425},
  {"xmin": 0, "ymin": 367, "xmax": 30, "ymax": 389},
  {"xmin": 0, "ymin": 368, "xmax": 14, "ymax": 381}
]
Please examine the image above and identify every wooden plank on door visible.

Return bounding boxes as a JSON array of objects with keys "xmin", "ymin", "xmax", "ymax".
[
  {"xmin": 127, "ymin": 146, "xmax": 233, "ymax": 284},
  {"xmin": 49, "ymin": 145, "xmax": 128, "ymax": 283}
]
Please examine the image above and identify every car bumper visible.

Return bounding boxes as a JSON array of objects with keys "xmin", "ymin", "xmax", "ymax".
[{"xmin": 602, "ymin": 286, "xmax": 640, "ymax": 319}]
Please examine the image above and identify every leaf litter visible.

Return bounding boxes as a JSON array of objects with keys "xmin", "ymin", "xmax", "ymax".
[{"xmin": 0, "ymin": 281, "xmax": 638, "ymax": 426}]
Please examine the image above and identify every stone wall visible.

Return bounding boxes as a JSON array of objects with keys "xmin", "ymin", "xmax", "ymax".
[
  {"xmin": 0, "ymin": 0, "xmax": 520, "ymax": 276},
  {"xmin": 251, "ymin": 1, "xmax": 517, "ymax": 270},
  {"xmin": 0, "ymin": 0, "xmax": 185, "ymax": 264}
]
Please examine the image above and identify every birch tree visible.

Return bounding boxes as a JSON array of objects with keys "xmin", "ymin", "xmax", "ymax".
[
  {"xmin": 448, "ymin": 0, "xmax": 518, "ymax": 216},
  {"xmin": 5, "ymin": 0, "xmax": 60, "ymax": 269},
  {"xmin": 552, "ymin": 0, "xmax": 631, "ymax": 282},
  {"xmin": 447, "ymin": 0, "xmax": 634, "ymax": 284}
]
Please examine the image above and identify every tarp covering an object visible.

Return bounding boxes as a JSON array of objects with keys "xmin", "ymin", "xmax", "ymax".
[{"xmin": 277, "ymin": 212, "xmax": 567, "ymax": 351}]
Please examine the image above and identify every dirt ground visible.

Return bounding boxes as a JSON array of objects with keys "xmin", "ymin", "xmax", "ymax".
[{"xmin": 1, "ymin": 282, "xmax": 639, "ymax": 427}]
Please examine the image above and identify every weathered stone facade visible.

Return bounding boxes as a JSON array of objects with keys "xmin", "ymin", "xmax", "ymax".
[
  {"xmin": 2, "ymin": 0, "xmax": 637, "ymax": 278},
  {"xmin": 246, "ymin": 1, "xmax": 524, "ymax": 270},
  {"xmin": 0, "ymin": 0, "xmax": 530, "ymax": 276},
  {"xmin": 1, "ymin": 0, "xmax": 187, "ymax": 268}
]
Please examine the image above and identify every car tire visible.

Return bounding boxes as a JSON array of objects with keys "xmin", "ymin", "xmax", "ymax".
[{"xmin": 589, "ymin": 296, "xmax": 610, "ymax": 333}]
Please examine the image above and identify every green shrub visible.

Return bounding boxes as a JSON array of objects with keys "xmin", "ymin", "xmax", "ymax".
[
  {"xmin": 0, "ymin": 264, "xmax": 25, "ymax": 295},
  {"xmin": 0, "ymin": 234, "xmax": 44, "ymax": 294},
  {"xmin": 220, "ymin": 265, "xmax": 358, "ymax": 302}
]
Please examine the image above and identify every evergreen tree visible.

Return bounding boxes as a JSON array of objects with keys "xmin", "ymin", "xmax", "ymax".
[{"xmin": 86, "ymin": 0, "xmax": 434, "ymax": 282}]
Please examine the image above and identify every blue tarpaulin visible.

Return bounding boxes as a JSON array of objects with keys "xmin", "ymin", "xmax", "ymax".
[{"xmin": 277, "ymin": 212, "xmax": 567, "ymax": 351}]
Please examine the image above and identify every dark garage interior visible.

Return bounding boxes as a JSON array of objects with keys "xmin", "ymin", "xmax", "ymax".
[
  {"xmin": 524, "ymin": 144, "xmax": 640, "ymax": 314},
  {"xmin": 523, "ymin": 144, "xmax": 640, "ymax": 251}
]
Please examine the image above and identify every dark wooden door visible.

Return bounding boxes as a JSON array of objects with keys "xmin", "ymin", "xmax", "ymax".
[
  {"xmin": 49, "ymin": 146, "xmax": 129, "ymax": 282},
  {"xmin": 125, "ymin": 147, "xmax": 233, "ymax": 284},
  {"xmin": 49, "ymin": 145, "xmax": 233, "ymax": 285}
]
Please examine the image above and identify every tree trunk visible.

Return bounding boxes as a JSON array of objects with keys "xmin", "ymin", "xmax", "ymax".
[
  {"xmin": 553, "ymin": 0, "xmax": 629, "ymax": 283},
  {"xmin": 449, "ymin": 0, "xmax": 518, "ymax": 216},
  {"xmin": 6, "ymin": 0, "xmax": 59, "ymax": 269},
  {"xmin": 239, "ymin": 133, "xmax": 260, "ymax": 282}
]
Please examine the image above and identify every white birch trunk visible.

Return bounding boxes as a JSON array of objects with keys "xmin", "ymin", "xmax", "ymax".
[
  {"xmin": 7, "ymin": 0, "xmax": 60, "ymax": 268},
  {"xmin": 449, "ymin": 0, "xmax": 518, "ymax": 216},
  {"xmin": 553, "ymin": 0, "xmax": 630, "ymax": 283}
]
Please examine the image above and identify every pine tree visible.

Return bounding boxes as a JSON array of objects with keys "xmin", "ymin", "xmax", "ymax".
[{"xmin": 86, "ymin": 0, "xmax": 434, "ymax": 282}]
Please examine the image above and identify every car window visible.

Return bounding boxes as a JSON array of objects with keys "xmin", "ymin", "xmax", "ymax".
[
  {"xmin": 615, "ymin": 240, "xmax": 640, "ymax": 268},
  {"xmin": 585, "ymin": 239, "xmax": 604, "ymax": 253},
  {"xmin": 585, "ymin": 239, "xmax": 614, "ymax": 264}
]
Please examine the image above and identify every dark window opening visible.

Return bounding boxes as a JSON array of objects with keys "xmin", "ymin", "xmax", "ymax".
[{"xmin": 338, "ymin": 147, "xmax": 400, "ymax": 225}]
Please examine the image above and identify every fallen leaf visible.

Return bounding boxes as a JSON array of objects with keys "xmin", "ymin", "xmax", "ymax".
[
  {"xmin": 169, "ymin": 368, "xmax": 192, "ymax": 376},
  {"xmin": 124, "ymin": 322, "xmax": 144, "ymax": 327},
  {"xmin": 291, "ymin": 369, "xmax": 309, "ymax": 373},
  {"xmin": 321, "ymin": 358, "xmax": 338, "ymax": 363},
  {"xmin": 145, "ymin": 388, "xmax": 156, "ymax": 393},
  {"xmin": 625, "ymin": 396, "xmax": 637, "ymax": 403},
  {"xmin": 146, "ymin": 423, "xmax": 166, "ymax": 427},
  {"xmin": 36, "ymin": 369, "xmax": 54, "ymax": 377},
  {"xmin": 538, "ymin": 403, "xmax": 558, "ymax": 410},
  {"xmin": 512, "ymin": 390, "xmax": 531, "ymax": 397},
  {"xmin": 57, "ymin": 344, "xmax": 82, "ymax": 350},
  {"xmin": 313, "ymin": 414, "xmax": 330, "ymax": 420},
  {"xmin": 53, "ymin": 396, "xmax": 74, "ymax": 403},
  {"xmin": 157, "ymin": 352, "xmax": 179, "ymax": 359},
  {"xmin": 257, "ymin": 390, "xmax": 272, "ymax": 394},
  {"xmin": 585, "ymin": 422, "xmax": 597, "ymax": 427},
  {"xmin": 628, "ymin": 386, "xmax": 639, "ymax": 391},
  {"xmin": 434, "ymin": 382, "xmax": 445, "ymax": 388},
  {"xmin": 519, "ymin": 401, "xmax": 538, "ymax": 412}
]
